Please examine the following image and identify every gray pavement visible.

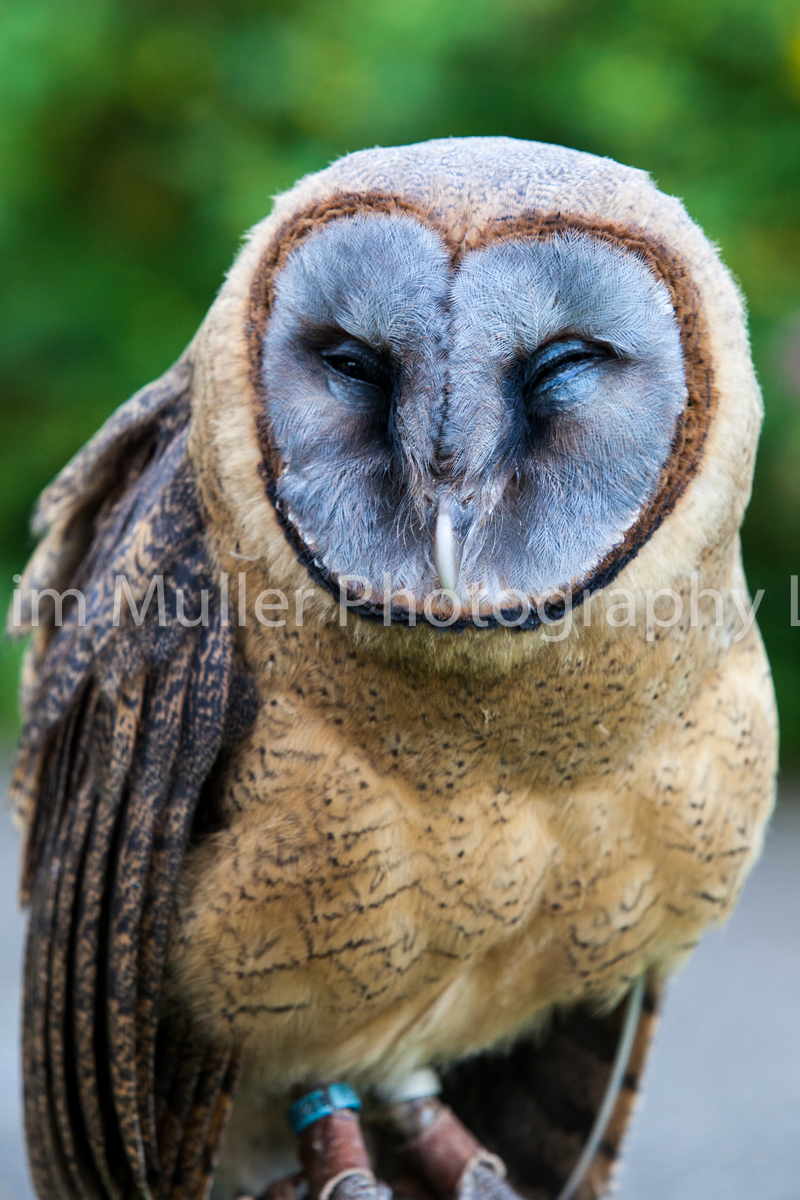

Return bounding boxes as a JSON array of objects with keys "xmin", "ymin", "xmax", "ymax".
[
  {"xmin": 1, "ymin": 783, "xmax": 798, "ymax": 1200},
  {"xmin": 615, "ymin": 791, "xmax": 800, "ymax": 1200}
]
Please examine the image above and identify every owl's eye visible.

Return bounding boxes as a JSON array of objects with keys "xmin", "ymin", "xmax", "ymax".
[
  {"xmin": 525, "ymin": 337, "xmax": 618, "ymax": 394},
  {"xmin": 510, "ymin": 337, "xmax": 621, "ymax": 445},
  {"xmin": 319, "ymin": 340, "xmax": 393, "ymax": 393}
]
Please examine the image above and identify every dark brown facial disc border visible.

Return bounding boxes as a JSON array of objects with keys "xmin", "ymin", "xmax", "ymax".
[{"xmin": 247, "ymin": 190, "xmax": 717, "ymax": 633}]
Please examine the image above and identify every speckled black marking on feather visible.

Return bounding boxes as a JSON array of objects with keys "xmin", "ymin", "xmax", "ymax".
[
  {"xmin": 154, "ymin": 1028, "xmax": 206, "ymax": 1200},
  {"xmin": 109, "ymin": 648, "xmax": 196, "ymax": 1194},
  {"xmin": 23, "ymin": 699, "xmax": 95, "ymax": 1200},
  {"xmin": 167, "ymin": 1042, "xmax": 232, "ymax": 1200},
  {"xmin": 48, "ymin": 704, "xmax": 103, "ymax": 1198},
  {"xmin": 11, "ymin": 362, "xmax": 254, "ymax": 1199},
  {"xmin": 137, "ymin": 622, "xmax": 234, "ymax": 1169},
  {"xmin": 198, "ymin": 1052, "xmax": 242, "ymax": 1200},
  {"xmin": 24, "ymin": 799, "xmax": 74, "ymax": 1198},
  {"xmin": 74, "ymin": 681, "xmax": 144, "ymax": 1200}
]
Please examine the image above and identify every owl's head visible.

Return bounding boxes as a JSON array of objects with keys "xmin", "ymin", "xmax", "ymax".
[{"xmin": 193, "ymin": 138, "xmax": 759, "ymax": 645}]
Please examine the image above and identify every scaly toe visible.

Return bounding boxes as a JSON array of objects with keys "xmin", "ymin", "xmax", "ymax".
[
  {"xmin": 322, "ymin": 1173, "xmax": 393, "ymax": 1200},
  {"xmin": 455, "ymin": 1163, "xmax": 523, "ymax": 1200},
  {"xmin": 298, "ymin": 1107, "xmax": 391, "ymax": 1200},
  {"xmin": 380, "ymin": 1096, "xmax": 521, "ymax": 1200}
]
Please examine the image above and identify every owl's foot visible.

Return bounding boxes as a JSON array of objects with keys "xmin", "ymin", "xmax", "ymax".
[
  {"xmin": 298, "ymin": 1107, "xmax": 392, "ymax": 1200},
  {"xmin": 381, "ymin": 1093, "xmax": 521, "ymax": 1200},
  {"xmin": 270, "ymin": 1086, "xmax": 391, "ymax": 1200},
  {"xmin": 255, "ymin": 1080, "xmax": 519, "ymax": 1200}
]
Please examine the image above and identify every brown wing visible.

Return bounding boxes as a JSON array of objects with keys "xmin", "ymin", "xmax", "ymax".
[{"xmin": 9, "ymin": 357, "xmax": 255, "ymax": 1200}]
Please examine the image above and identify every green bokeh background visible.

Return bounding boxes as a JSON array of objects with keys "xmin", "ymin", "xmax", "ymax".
[{"xmin": 1, "ymin": 0, "xmax": 799, "ymax": 757}]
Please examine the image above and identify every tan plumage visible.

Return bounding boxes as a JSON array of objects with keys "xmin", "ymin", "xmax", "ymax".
[{"xmin": 10, "ymin": 137, "xmax": 776, "ymax": 1200}]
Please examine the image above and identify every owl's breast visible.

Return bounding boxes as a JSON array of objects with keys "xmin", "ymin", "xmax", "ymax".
[
  {"xmin": 168, "ymin": 687, "xmax": 559, "ymax": 1077},
  {"xmin": 165, "ymin": 615, "xmax": 775, "ymax": 1091}
]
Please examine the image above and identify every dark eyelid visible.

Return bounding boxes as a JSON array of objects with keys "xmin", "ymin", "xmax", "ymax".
[
  {"xmin": 318, "ymin": 337, "xmax": 373, "ymax": 360},
  {"xmin": 317, "ymin": 338, "xmax": 392, "ymax": 387},
  {"xmin": 525, "ymin": 337, "xmax": 619, "ymax": 392}
]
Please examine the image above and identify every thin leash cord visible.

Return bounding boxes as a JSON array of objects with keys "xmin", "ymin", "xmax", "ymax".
[{"xmin": 555, "ymin": 975, "xmax": 646, "ymax": 1200}]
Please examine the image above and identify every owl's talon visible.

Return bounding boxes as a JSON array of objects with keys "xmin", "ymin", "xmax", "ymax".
[
  {"xmin": 381, "ymin": 1096, "xmax": 519, "ymax": 1200},
  {"xmin": 319, "ymin": 1172, "xmax": 393, "ymax": 1200},
  {"xmin": 295, "ymin": 1107, "xmax": 390, "ymax": 1200},
  {"xmin": 454, "ymin": 1164, "xmax": 523, "ymax": 1200}
]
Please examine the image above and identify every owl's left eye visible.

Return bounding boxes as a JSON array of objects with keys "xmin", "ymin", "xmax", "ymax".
[
  {"xmin": 509, "ymin": 336, "xmax": 622, "ymax": 445},
  {"xmin": 525, "ymin": 337, "xmax": 618, "ymax": 394},
  {"xmin": 319, "ymin": 340, "xmax": 393, "ymax": 393}
]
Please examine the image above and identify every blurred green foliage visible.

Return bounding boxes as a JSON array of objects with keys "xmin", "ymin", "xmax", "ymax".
[{"xmin": 1, "ymin": 0, "xmax": 799, "ymax": 755}]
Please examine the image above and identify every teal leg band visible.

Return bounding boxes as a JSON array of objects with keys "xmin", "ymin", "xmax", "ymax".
[{"xmin": 287, "ymin": 1083, "xmax": 362, "ymax": 1135}]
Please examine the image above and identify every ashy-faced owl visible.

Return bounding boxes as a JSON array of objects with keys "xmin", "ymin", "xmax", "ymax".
[{"xmin": 10, "ymin": 138, "xmax": 776, "ymax": 1200}]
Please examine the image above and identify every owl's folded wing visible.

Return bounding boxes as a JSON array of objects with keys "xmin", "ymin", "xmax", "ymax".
[{"xmin": 9, "ymin": 356, "xmax": 254, "ymax": 1200}]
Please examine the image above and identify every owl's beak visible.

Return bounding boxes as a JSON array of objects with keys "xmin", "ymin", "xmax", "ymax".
[{"xmin": 434, "ymin": 502, "xmax": 461, "ymax": 592}]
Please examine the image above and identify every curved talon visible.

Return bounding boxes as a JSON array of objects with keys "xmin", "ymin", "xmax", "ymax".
[
  {"xmin": 456, "ymin": 1163, "xmax": 524, "ymax": 1200},
  {"xmin": 319, "ymin": 1173, "xmax": 393, "ymax": 1200}
]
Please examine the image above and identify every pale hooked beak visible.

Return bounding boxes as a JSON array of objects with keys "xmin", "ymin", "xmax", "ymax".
[{"xmin": 434, "ymin": 502, "xmax": 461, "ymax": 592}]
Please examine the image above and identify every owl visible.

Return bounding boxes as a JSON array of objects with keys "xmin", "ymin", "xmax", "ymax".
[{"xmin": 10, "ymin": 138, "xmax": 776, "ymax": 1200}]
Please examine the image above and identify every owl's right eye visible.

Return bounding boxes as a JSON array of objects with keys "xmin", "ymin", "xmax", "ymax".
[{"xmin": 319, "ymin": 340, "xmax": 393, "ymax": 393}]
